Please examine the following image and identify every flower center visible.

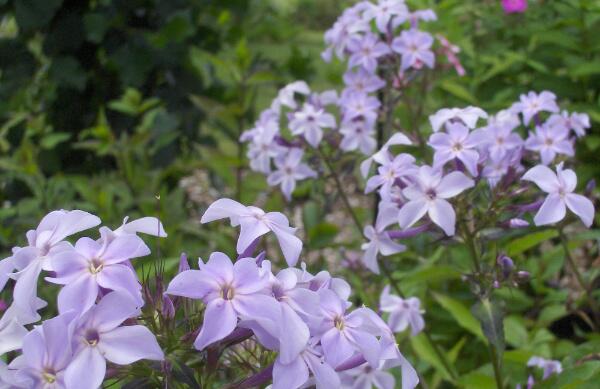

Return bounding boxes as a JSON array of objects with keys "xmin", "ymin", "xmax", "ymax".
[
  {"xmin": 84, "ymin": 329, "xmax": 100, "ymax": 347},
  {"xmin": 496, "ymin": 136, "xmax": 504, "ymax": 145},
  {"xmin": 272, "ymin": 284, "xmax": 286, "ymax": 301},
  {"xmin": 426, "ymin": 188, "xmax": 437, "ymax": 200},
  {"xmin": 452, "ymin": 142, "xmax": 463, "ymax": 152},
  {"xmin": 284, "ymin": 167, "xmax": 294, "ymax": 175},
  {"xmin": 545, "ymin": 138, "xmax": 553, "ymax": 146},
  {"xmin": 334, "ymin": 316, "xmax": 345, "ymax": 330},
  {"xmin": 88, "ymin": 258, "xmax": 103, "ymax": 274},
  {"xmin": 42, "ymin": 370, "xmax": 57, "ymax": 384},
  {"xmin": 220, "ymin": 285, "xmax": 235, "ymax": 300}
]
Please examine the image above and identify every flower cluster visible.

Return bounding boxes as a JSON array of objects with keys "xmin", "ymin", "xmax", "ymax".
[
  {"xmin": 361, "ymin": 90, "xmax": 594, "ymax": 272},
  {"xmin": 0, "ymin": 212, "xmax": 165, "ymax": 388},
  {"xmin": 241, "ymin": 0, "xmax": 464, "ymax": 201},
  {"xmin": 167, "ymin": 198, "xmax": 419, "ymax": 389}
]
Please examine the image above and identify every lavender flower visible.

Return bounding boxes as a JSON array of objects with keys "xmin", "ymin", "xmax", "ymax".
[
  {"xmin": 361, "ymin": 223, "xmax": 405, "ymax": 275},
  {"xmin": 379, "ymin": 286, "xmax": 424, "ymax": 336},
  {"xmin": 547, "ymin": 111, "xmax": 590, "ymax": 138},
  {"xmin": 524, "ymin": 124, "xmax": 573, "ymax": 165},
  {"xmin": 527, "ymin": 356, "xmax": 562, "ymax": 379},
  {"xmin": 341, "ymin": 92, "xmax": 381, "ymax": 125},
  {"xmin": 289, "ymin": 103, "xmax": 336, "ymax": 148},
  {"xmin": 201, "ymin": 199, "xmax": 303, "ymax": 266},
  {"xmin": 267, "ymin": 149, "xmax": 317, "ymax": 201},
  {"xmin": 428, "ymin": 121, "xmax": 481, "ymax": 176},
  {"xmin": 511, "ymin": 91, "xmax": 559, "ymax": 125},
  {"xmin": 429, "ymin": 106, "xmax": 488, "ymax": 133},
  {"xmin": 273, "ymin": 340, "xmax": 340, "ymax": 389},
  {"xmin": 391, "ymin": 29, "xmax": 434, "ymax": 72},
  {"xmin": 522, "ymin": 162, "xmax": 594, "ymax": 227},
  {"xmin": 339, "ymin": 118, "xmax": 378, "ymax": 155},
  {"xmin": 398, "ymin": 166, "xmax": 474, "ymax": 236},
  {"xmin": 342, "ymin": 68, "xmax": 386, "ymax": 98},
  {"xmin": 363, "ymin": 0, "xmax": 409, "ymax": 33},
  {"xmin": 347, "ymin": 33, "xmax": 391, "ymax": 74}
]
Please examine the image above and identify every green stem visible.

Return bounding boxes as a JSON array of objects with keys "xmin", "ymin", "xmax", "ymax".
[
  {"xmin": 558, "ymin": 228, "xmax": 600, "ymax": 329},
  {"xmin": 489, "ymin": 346, "xmax": 504, "ymax": 389},
  {"xmin": 461, "ymin": 221, "xmax": 481, "ymax": 273}
]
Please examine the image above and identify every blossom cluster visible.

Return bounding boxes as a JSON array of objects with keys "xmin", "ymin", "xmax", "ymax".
[
  {"xmin": 240, "ymin": 0, "xmax": 464, "ymax": 201},
  {"xmin": 167, "ymin": 198, "xmax": 419, "ymax": 389},
  {"xmin": 0, "ymin": 212, "xmax": 165, "ymax": 388},
  {"xmin": 361, "ymin": 90, "xmax": 594, "ymax": 273}
]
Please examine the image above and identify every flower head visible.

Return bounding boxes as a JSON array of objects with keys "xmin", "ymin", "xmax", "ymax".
[
  {"xmin": 268, "ymin": 149, "xmax": 317, "ymax": 201},
  {"xmin": 290, "ymin": 103, "xmax": 336, "ymax": 148},
  {"xmin": 428, "ymin": 122, "xmax": 481, "ymax": 176},
  {"xmin": 380, "ymin": 286, "xmax": 424, "ymax": 336},
  {"xmin": 391, "ymin": 29, "xmax": 434, "ymax": 72}
]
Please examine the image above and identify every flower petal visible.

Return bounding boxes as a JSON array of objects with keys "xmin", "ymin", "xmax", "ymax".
[
  {"xmin": 428, "ymin": 199, "xmax": 456, "ymax": 236},
  {"xmin": 534, "ymin": 194, "xmax": 566, "ymax": 226},
  {"xmin": 398, "ymin": 200, "xmax": 428, "ymax": 230},
  {"xmin": 436, "ymin": 171, "xmax": 474, "ymax": 199},
  {"xmin": 522, "ymin": 165, "xmax": 559, "ymax": 193},
  {"xmin": 65, "ymin": 346, "xmax": 106, "ymax": 389},
  {"xmin": 565, "ymin": 193, "xmax": 595, "ymax": 227},
  {"xmin": 194, "ymin": 299, "xmax": 237, "ymax": 350},
  {"xmin": 99, "ymin": 325, "xmax": 164, "ymax": 364}
]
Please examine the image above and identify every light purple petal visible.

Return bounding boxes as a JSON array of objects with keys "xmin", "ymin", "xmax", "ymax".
[
  {"xmin": 397, "ymin": 200, "xmax": 428, "ymax": 230},
  {"xmin": 238, "ymin": 217, "xmax": 270, "ymax": 254},
  {"xmin": 436, "ymin": 172, "xmax": 474, "ymax": 199},
  {"xmin": 304, "ymin": 351, "xmax": 341, "ymax": 389},
  {"xmin": 279, "ymin": 305, "xmax": 310, "ymax": 364},
  {"xmin": 320, "ymin": 329, "xmax": 355, "ymax": 368},
  {"xmin": 273, "ymin": 356, "xmax": 309, "ymax": 389},
  {"xmin": 65, "ymin": 347, "xmax": 106, "ymax": 389},
  {"xmin": 57, "ymin": 274, "xmax": 99, "ymax": 314},
  {"xmin": 194, "ymin": 299, "xmax": 237, "ymax": 350},
  {"xmin": 200, "ymin": 198, "xmax": 248, "ymax": 223},
  {"xmin": 99, "ymin": 325, "xmax": 164, "ymax": 364},
  {"xmin": 428, "ymin": 199, "xmax": 456, "ymax": 236},
  {"xmin": 166, "ymin": 270, "xmax": 217, "ymax": 300},
  {"xmin": 101, "ymin": 234, "xmax": 150, "ymax": 264},
  {"xmin": 232, "ymin": 258, "xmax": 265, "ymax": 294},
  {"xmin": 565, "ymin": 193, "xmax": 595, "ymax": 227},
  {"xmin": 91, "ymin": 291, "xmax": 141, "ymax": 332},
  {"xmin": 534, "ymin": 194, "xmax": 566, "ymax": 226},
  {"xmin": 522, "ymin": 165, "xmax": 560, "ymax": 193},
  {"xmin": 96, "ymin": 264, "xmax": 141, "ymax": 301}
]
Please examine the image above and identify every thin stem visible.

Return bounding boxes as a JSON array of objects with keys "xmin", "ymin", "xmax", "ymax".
[
  {"xmin": 460, "ymin": 221, "xmax": 481, "ymax": 273},
  {"xmin": 489, "ymin": 346, "xmax": 504, "ymax": 389},
  {"xmin": 558, "ymin": 228, "xmax": 600, "ymax": 329}
]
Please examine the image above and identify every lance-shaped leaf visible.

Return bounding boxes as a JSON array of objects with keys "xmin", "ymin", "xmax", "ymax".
[{"xmin": 471, "ymin": 297, "xmax": 505, "ymax": 354}]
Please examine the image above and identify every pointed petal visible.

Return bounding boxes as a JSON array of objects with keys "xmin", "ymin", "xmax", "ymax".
[
  {"xmin": 522, "ymin": 165, "xmax": 559, "ymax": 193},
  {"xmin": 428, "ymin": 199, "xmax": 456, "ymax": 236},
  {"xmin": 534, "ymin": 194, "xmax": 566, "ymax": 226},
  {"xmin": 194, "ymin": 299, "xmax": 237, "ymax": 350},
  {"xmin": 397, "ymin": 200, "xmax": 428, "ymax": 230},
  {"xmin": 436, "ymin": 172, "xmax": 474, "ymax": 198},
  {"xmin": 273, "ymin": 356, "xmax": 309, "ymax": 389},
  {"xmin": 200, "ymin": 198, "xmax": 248, "ymax": 223},
  {"xmin": 279, "ymin": 305, "xmax": 310, "ymax": 364},
  {"xmin": 565, "ymin": 193, "xmax": 595, "ymax": 227},
  {"xmin": 99, "ymin": 325, "xmax": 163, "ymax": 364},
  {"xmin": 65, "ymin": 347, "xmax": 106, "ymax": 389}
]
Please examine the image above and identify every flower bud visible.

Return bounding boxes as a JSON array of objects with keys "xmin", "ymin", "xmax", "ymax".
[
  {"xmin": 516, "ymin": 271, "xmax": 530, "ymax": 281},
  {"xmin": 585, "ymin": 179, "xmax": 596, "ymax": 196},
  {"xmin": 161, "ymin": 294, "xmax": 175, "ymax": 320},
  {"xmin": 178, "ymin": 253, "xmax": 190, "ymax": 273},
  {"xmin": 509, "ymin": 218, "xmax": 529, "ymax": 228}
]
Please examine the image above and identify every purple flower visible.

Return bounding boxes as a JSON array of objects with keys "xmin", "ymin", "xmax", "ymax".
[
  {"xmin": 347, "ymin": 33, "xmax": 391, "ymax": 73},
  {"xmin": 527, "ymin": 356, "xmax": 562, "ymax": 379},
  {"xmin": 114, "ymin": 216, "xmax": 167, "ymax": 237},
  {"xmin": 363, "ymin": 0, "xmax": 409, "ymax": 32},
  {"xmin": 365, "ymin": 153, "xmax": 417, "ymax": 197},
  {"xmin": 342, "ymin": 68, "xmax": 386, "ymax": 97},
  {"xmin": 340, "ymin": 118, "xmax": 377, "ymax": 155},
  {"xmin": 201, "ymin": 199, "xmax": 303, "ymax": 266},
  {"xmin": 398, "ymin": 166, "xmax": 474, "ymax": 236},
  {"xmin": 511, "ymin": 91, "xmax": 559, "ymax": 125},
  {"xmin": 429, "ymin": 106, "xmax": 488, "ymax": 133},
  {"xmin": 289, "ymin": 103, "xmax": 336, "ymax": 148},
  {"xmin": 360, "ymin": 133, "xmax": 413, "ymax": 178},
  {"xmin": 267, "ymin": 149, "xmax": 317, "ymax": 201},
  {"xmin": 316, "ymin": 289, "xmax": 381, "ymax": 368},
  {"xmin": 472, "ymin": 121, "xmax": 523, "ymax": 162},
  {"xmin": 273, "ymin": 340, "xmax": 340, "ymax": 389},
  {"xmin": 8, "ymin": 210, "xmax": 101, "ymax": 321},
  {"xmin": 65, "ymin": 292, "xmax": 164, "ymax": 389},
  {"xmin": 547, "ymin": 111, "xmax": 590, "ymax": 138},
  {"xmin": 428, "ymin": 122, "xmax": 481, "ymax": 176},
  {"xmin": 0, "ymin": 312, "xmax": 29, "ymax": 355},
  {"xmin": 502, "ymin": 0, "xmax": 527, "ymax": 14},
  {"xmin": 8, "ymin": 313, "xmax": 75, "ymax": 388},
  {"xmin": 361, "ymin": 225, "xmax": 405, "ymax": 274},
  {"xmin": 524, "ymin": 124, "xmax": 573, "ymax": 165},
  {"xmin": 391, "ymin": 29, "xmax": 434, "ymax": 72},
  {"xmin": 166, "ymin": 252, "xmax": 279, "ymax": 350},
  {"xmin": 340, "ymin": 361, "xmax": 396, "ymax": 389},
  {"xmin": 341, "ymin": 92, "xmax": 381, "ymax": 125},
  {"xmin": 522, "ymin": 162, "xmax": 594, "ymax": 227},
  {"xmin": 47, "ymin": 228, "xmax": 150, "ymax": 314},
  {"xmin": 274, "ymin": 81, "xmax": 310, "ymax": 111},
  {"xmin": 247, "ymin": 123, "xmax": 286, "ymax": 174},
  {"xmin": 322, "ymin": 5, "xmax": 370, "ymax": 61},
  {"xmin": 379, "ymin": 286, "xmax": 424, "ymax": 336}
]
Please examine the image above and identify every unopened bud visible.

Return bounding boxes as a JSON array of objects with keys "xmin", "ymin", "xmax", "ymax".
[
  {"xmin": 161, "ymin": 294, "xmax": 175, "ymax": 319},
  {"xmin": 493, "ymin": 280, "xmax": 500, "ymax": 288},
  {"xmin": 585, "ymin": 179, "xmax": 596, "ymax": 196},
  {"xmin": 497, "ymin": 254, "xmax": 514, "ymax": 279},
  {"xmin": 509, "ymin": 218, "xmax": 529, "ymax": 228},
  {"xmin": 517, "ymin": 271, "xmax": 530, "ymax": 281},
  {"xmin": 178, "ymin": 253, "xmax": 190, "ymax": 273}
]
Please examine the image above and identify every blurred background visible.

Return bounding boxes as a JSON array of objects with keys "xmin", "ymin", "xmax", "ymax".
[{"xmin": 2, "ymin": 1, "xmax": 600, "ymax": 387}]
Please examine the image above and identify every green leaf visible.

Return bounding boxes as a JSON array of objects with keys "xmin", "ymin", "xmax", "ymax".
[
  {"xmin": 40, "ymin": 132, "xmax": 71, "ymax": 149},
  {"xmin": 569, "ymin": 62, "xmax": 600, "ymax": 78},
  {"xmin": 439, "ymin": 80, "xmax": 477, "ymax": 104},
  {"xmin": 536, "ymin": 361, "xmax": 600, "ymax": 389},
  {"xmin": 14, "ymin": 0, "xmax": 63, "ymax": 31},
  {"xmin": 410, "ymin": 333, "xmax": 455, "ymax": 382},
  {"xmin": 504, "ymin": 315, "xmax": 528, "ymax": 348},
  {"xmin": 506, "ymin": 230, "xmax": 558, "ymax": 257},
  {"xmin": 472, "ymin": 298, "xmax": 505, "ymax": 353},
  {"xmin": 307, "ymin": 223, "xmax": 339, "ymax": 249},
  {"xmin": 432, "ymin": 293, "xmax": 484, "ymax": 341}
]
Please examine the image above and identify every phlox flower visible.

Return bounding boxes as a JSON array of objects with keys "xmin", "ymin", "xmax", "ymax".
[
  {"xmin": 398, "ymin": 166, "xmax": 474, "ymax": 236},
  {"xmin": 341, "ymin": 92, "xmax": 381, "ymax": 125},
  {"xmin": 391, "ymin": 29, "xmax": 434, "ymax": 72},
  {"xmin": 65, "ymin": 292, "xmax": 163, "ymax": 389},
  {"xmin": 429, "ymin": 106, "xmax": 488, "ymax": 133},
  {"xmin": 342, "ymin": 68, "xmax": 386, "ymax": 98},
  {"xmin": 0, "ymin": 311, "xmax": 29, "ymax": 355},
  {"xmin": 363, "ymin": 0, "xmax": 409, "ymax": 33},
  {"xmin": 428, "ymin": 121, "xmax": 481, "ymax": 176},
  {"xmin": 547, "ymin": 111, "xmax": 590, "ymax": 138},
  {"xmin": 511, "ymin": 91, "xmax": 559, "ymax": 125},
  {"xmin": 527, "ymin": 356, "xmax": 562, "ymax": 379},
  {"xmin": 322, "ymin": 5, "xmax": 370, "ymax": 61},
  {"xmin": 340, "ymin": 361, "xmax": 395, "ymax": 389},
  {"xmin": 347, "ymin": 33, "xmax": 391, "ymax": 73},
  {"xmin": 379, "ymin": 286, "xmax": 424, "ymax": 336},
  {"xmin": 6, "ymin": 210, "xmax": 100, "ymax": 321},
  {"xmin": 471, "ymin": 121, "xmax": 523, "ymax": 162},
  {"xmin": 274, "ymin": 81, "xmax": 310, "ymax": 111},
  {"xmin": 360, "ymin": 132, "xmax": 413, "ymax": 178},
  {"xmin": 522, "ymin": 162, "xmax": 594, "ymax": 227},
  {"xmin": 247, "ymin": 121, "xmax": 286, "ymax": 174},
  {"xmin": 289, "ymin": 103, "xmax": 336, "ymax": 148},
  {"xmin": 524, "ymin": 124, "xmax": 574, "ymax": 165},
  {"xmin": 47, "ymin": 227, "xmax": 151, "ymax": 314},
  {"xmin": 201, "ymin": 199, "xmax": 303, "ymax": 266},
  {"xmin": 166, "ymin": 252, "xmax": 280, "ymax": 350},
  {"xmin": 339, "ymin": 118, "xmax": 378, "ymax": 155},
  {"xmin": 361, "ymin": 203, "xmax": 406, "ymax": 274},
  {"xmin": 267, "ymin": 149, "xmax": 317, "ymax": 201}
]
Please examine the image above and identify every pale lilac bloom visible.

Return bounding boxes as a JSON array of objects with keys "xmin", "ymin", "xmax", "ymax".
[
  {"xmin": 8, "ymin": 313, "xmax": 75, "ymax": 388},
  {"xmin": 361, "ymin": 205, "xmax": 405, "ymax": 274},
  {"xmin": 310, "ymin": 90, "xmax": 339, "ymax": 107},
  {"xmin": 247, "ymin": 116, "xmax": 286, "ymax": 174},
  {"xmin": 379, "ymin": 286, "xmax": 424, "ymax": 336},
  {"xmin": 363, "ymin": 0, "xmax": 409, "ymax": 32},
  {"xmin": 365, "ymin": 153, "xmax": 417, "ymax": 197},
  {"xmin": 360, "ymin": 133, "xmax": 413, "ymax": 178},
  {"xmin": 342, "ymin": 68, "xmax": 385, "ymax": 98},
  {"xmin": 522, "ymin": 162, "xmax": 594, "ymax": 227},
  {"xmin": 428, "ymin": 122, "xmax": 481, "ymax": 176},
  {"xmin": 273, "ymin": 340, "xmax": 340, "ymax": 389},
  {"xmin": 166, "ymin": 252, "xmax": 279, "ymax": 350},
  {"xmin": 114, "ymin": 216, "xmax": 167, "ymax": 237},
  {"xmin": 322, "ymin": 5, "xmax": 370, "ymax": 61},
  {"xmin": 340, "ymin": 361, "xmax": 395, "ymax": 389},
  {"xmin": 391, "ymin": 30, "xmax": 434, "ymax": 72},
  {"xmin": 524, "ymin": 124, "xmax": 573, "ymax": 165},
  {"xmin": 0, "ymin": 312, "xmax": 29, "ymax": 355},
  {"xmin": 8, "ymin": 210, "xmax": 100, "ymax": 320},
  {"xmin": 65, "ymin": 292, "xmax": 163, "ymax": 389},
  {"xmin": 407, "ymin": 9, "xmax": 437, "ymax": 25},
  {"xmin": 547, "ymin": 111, "xmax": 590, "ymax": 138},
  {"xmin": 527, "ymin": 356, "xmax": 562, "ymax": 379},
  {"xmin": 429, "ymin": 106, "xmax": 488, "ymax": 133},
  {"xmin": 472, "ymin": 121, "xmax": 523, "ymax": 162},
  {"xmin": 268, "ymin": 149, "xmax": 317, "ymax": 201},
  {"xmin": 289, "ymin": 103, "xmax": 336, "ymax": 148},
  {"xmin": 274, "ymin": 81, "xmax": 310, "ymax": 111},
  {"xmin": 502, "ymin": 0, "xmax": 528, "ymax": 14},
  {"xmin": 341, "ymin": 92, "xmax": 381, "ymax": 126},
  {"xmin": 316, "ymin": 289, "xmax": 381, "ymax": 368},
  {"xmin": 511, "ymin": 91, "xmax": 559, "ymax": 125},
  {"xmin": 481, "ymin": 155, "xmax": 512, "ymax": 188},
  {"xmin": 347, "ymin": 33, "xmax": 391, "ymax": 73},
  {"xmin": 201, "ymin": 199, "xmax": 303, "ymax": 266},
  {"xmin": 398, "ymin": 166, "xmax": 474, "ymax": 236},
  {"xmin": 47, "ymin": 228, "xmax": 151, "ymax": 314},
  {"xmin": 340, "ymin": 118, "xmax": 377, "ymax": 155}
]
